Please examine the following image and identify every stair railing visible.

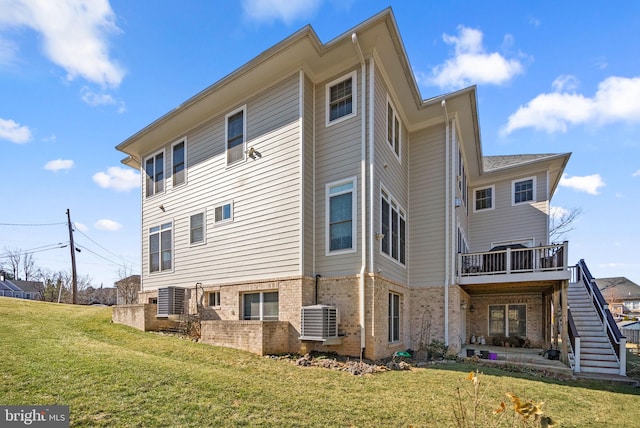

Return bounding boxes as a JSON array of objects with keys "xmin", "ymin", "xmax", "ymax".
[
  {"xmin": 568, "ymin": 308, "xmax": 581, "ymax": 372},
  {"xmin": 575, "ymin": 259, "xmax": 626, "ymax": 376}
]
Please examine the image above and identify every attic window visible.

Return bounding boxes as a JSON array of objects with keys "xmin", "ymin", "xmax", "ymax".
[
  {"xmin": 326, "ymin": 71, "xmax": 357, "ymax": 126},
  {"xmin": 226, "ymin": 106, "xmax": 246, "ymax": 165}
]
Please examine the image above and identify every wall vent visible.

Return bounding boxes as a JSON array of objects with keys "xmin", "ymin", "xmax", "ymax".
[
  {"xmin": 157, "ymin": 287, "xmax": 186, "ymax": 318},
  {"xmin": 300, "ymin": 305, "xmax": 339, "ymax": 341}
]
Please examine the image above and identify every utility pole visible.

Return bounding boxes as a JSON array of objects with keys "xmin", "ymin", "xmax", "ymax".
[{"xmin": 66, "ymin": 209, "xmax": 78, "ymax": 304}]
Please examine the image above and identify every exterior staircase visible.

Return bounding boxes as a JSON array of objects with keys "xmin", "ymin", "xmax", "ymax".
[{"xmin": 568, "ymin": 281, "xmax": 621, "ymax": 375}]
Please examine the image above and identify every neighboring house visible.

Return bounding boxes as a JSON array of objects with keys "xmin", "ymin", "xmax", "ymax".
[
  {"xmin": 79, "ymin": 286, "xmax": 118, "ymax": 306},
  {"xmin": 113, "ymin": 9, "xmax": 622, "ymax": 375},
  {"xmin": 0, "ymin": 273, "xmax": 43, "ymax": 300},
  {"xmin": 597, "ymin": 277, "xmax": 640, "ymax": 319},
  {"xmin": 115, "ymin": 275, "xmax": 141, "ymax": 305}
]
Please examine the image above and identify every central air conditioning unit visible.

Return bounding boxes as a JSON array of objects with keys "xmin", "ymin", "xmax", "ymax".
[
  {"xmin": 299, "ymin": 305, "xmax": 342, "ymax": 344},
  {"xmin": 157, "ymin": 286, "xmax": 186, "ymax": 318}
]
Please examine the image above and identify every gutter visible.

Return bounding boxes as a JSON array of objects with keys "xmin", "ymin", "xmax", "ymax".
[
  {"xmin": 442, "ymin": 99, "xmax": 450, "ymax": 346},
  {"xmin": 353, "ymin": 32, "xmax": 367, "ymax": 358}
]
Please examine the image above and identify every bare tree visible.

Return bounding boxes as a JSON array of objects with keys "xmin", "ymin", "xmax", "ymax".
[
  {"xmin": 1, "ymin": 247, "xmax": 39, "ymax": 280},
  {"xmin": 2, "ymin": 247, "xmax": 21, "ymax": 280},
  {"xmin": 550, "ymin": 207, "xmax": 582, "ymax": 242},
  {"xmin": 115, "ymin": 265, "xmax": 140, "ymax": 304}
]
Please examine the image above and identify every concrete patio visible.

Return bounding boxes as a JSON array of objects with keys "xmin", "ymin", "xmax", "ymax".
[{"xmin": 459, "ymin": 345, "xmax": 573, "ymax": 377}]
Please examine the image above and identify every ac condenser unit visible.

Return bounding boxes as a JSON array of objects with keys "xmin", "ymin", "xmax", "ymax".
[
  {"xmin": 300, "ymin": 305, "xmax": 339, "ymax": 342},
  {"xmin": 157, "ymin": 287, "xmax": 186, "ymax": 318}
]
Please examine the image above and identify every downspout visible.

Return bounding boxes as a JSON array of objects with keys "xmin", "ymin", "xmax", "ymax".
[
  {"xmin": 352, "ymin": 32, "xmax": 367, "ymax": 358},
  {"xmin": 441, "ymin": 100, "xmax": 450, "ymax": 346}
]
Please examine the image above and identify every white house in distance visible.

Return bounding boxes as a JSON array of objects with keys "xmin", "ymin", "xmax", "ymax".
[{"xmin": 114, "ymin": 8, "xmax": 625, "ymax": 375}]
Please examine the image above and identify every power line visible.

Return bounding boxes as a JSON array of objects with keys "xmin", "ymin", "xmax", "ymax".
[
  {"xmin": 75, "ymin": 244, "xmax": 126, "ymax": 268},
  {"xmin": 73, "ymin": 226, "xmax": 134, "ymax": 266},
  {"xmin": 0, "ymin": 222, "xmax": 66, "ymax": 227}
]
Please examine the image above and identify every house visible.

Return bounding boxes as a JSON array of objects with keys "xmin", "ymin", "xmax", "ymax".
[
  {"xmin": 113, "ymin": 9, "xmax": 625, "ymax": 375},
  {"xmin": 597, "ymin": 277, "xmax": 640, "ymax": 319},
  {"xmin": 115, "ymin": 275, "xmax": 141, "ymax": 305},
  {"xmin": 0, "ymin": 273, "xmax": 43, "ymax": 300}
]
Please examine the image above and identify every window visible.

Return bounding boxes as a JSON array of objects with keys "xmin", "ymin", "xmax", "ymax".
[
  {"xmin": 208, "ymin": 291, "xmax": 220, "ymax": 307},
  {"xmin": 327, "ymin": 178, "xmax": 356, "ymax": 254},
  {"xmin": 387, "ymin": 98, "xmax": 401, "ymax": 158},
  {"xmin": 489, "ymin": 304, "xmax": 526, "ymax": 337},
  {"xmin": 226, "ymin": 106, "xmax": 246, "ymax": 165},
  {"xmin": 474, "ymin": 185, "xmax": 495, "ymax": 212},
  {"xmin": 326, "ymin": 71, "xmax": 357, "ymax": 126},
  {"xmin": 380, "ymin": 188, "xmax": 406, "ymax": 264},
  {"xmin": 457, "ymin": 226, "xmax": 469, "ymax": 254},
  {"xmin": 458, "ymin": 150, "xmax": 468, "ymax": 208},
  {"xmin": 389, "ymin": 293, "xmax": 400, "ymax": 342},
  {"xmin": 513, "ymin": 177, "xmax": 536, "ymax": 205},
  {"xmin": 144, "ymin": 151, "xmax": 164, "ymax": 197},
  {"xmin": 243, "ymin": 291, "xmax": 278, "ymax": 321},
  {"xmin": 190, "ymin": 212, "xmax": 205, "ymax": 244},
  {"xmin": 172, "ymin": 139, "xmax": 186, "ymax": 186},
  {"xmin": 149, "ymin": 222, "xmax": 172, "ymax": 273},
  {"xmin": 214, "ymin": 202, "xmax": 233, "ymax": 223}
]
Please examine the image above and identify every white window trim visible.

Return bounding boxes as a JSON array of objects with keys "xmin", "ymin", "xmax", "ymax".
[
  {"xmin": 208, "ymin": 291, "xmax": 221, "ymax": 307},
  {"xmin": 242, "ymin": 291, "xmax": 279, "ymax": 321},
  {"xmin": 473, "ymin": 185, "xmax": 495, "ymax": 213},
  {"xmin": 388, "ymin": 292, "xmax": 401, "ymax": 343},
  {"xmin": 148, "ymin": 220, "xmax": 174, "ymax": 274},
  {"xmin": 189, "ymin": 209, "xmax": 206, "ymax": 246},
  {"xmin": 490, "ymin": 238, "xmax": 536, "ymax": 249},
  {"xmin": 512, "ymin": 176, "xmax": 537, "ymax": 206},
  {"xmin": 325, "ymin": 177, "xmax": 357, "ymax": 256},
  {"xmin": 143, "ymin": 149, "xmax": 166, "ymax": 198},
  {"xmin": 488, "ymin": 304, "xmax": 527, "ymax": 337},
  {"xmin": 214, "ymin": 201, "xmax": 234, "ymax": 225},
  {"xmin": 325, "ymin": 70, "xmax": 357, "ymax": 127},
  {"xmin": 171, "ymin": 137, "xmax": 187, "ymax": 188},
  {"xmin": 386, "ymin": 95, "xmax": 401, "ymax": 162},
  {"xmin": 379, "ymin": 184, "xmax": 407, "ymax": 266},
  {"xmin": 225, "ymin": 105, "xmax": 247, "ymax": 167}
]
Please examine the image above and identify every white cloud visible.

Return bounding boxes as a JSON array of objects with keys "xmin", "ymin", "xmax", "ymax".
[
  {"xmin": 43, "ymin": 158, "xmax": 74, "ymax": 172},
  {"xmin": 95, "ymin": 219, "xmax": 122, "ymax": 231},
  {"xmin": 550, "ymin": 206, "xmax": 569, "ymax": 220},
  {"xmin": 242, "ymin": 0, "xmax": 322, "ymax": 25},
  {"xmin": 559, "ymin": 173, "xmax": 606, "ymax": 195},
  {"xmin": 422, "ymin": 26, "xmax": 524, "ymax": 89},
  {"xmin": 93, "ymin": 166, "xmax": 140, "ymax": 191},
  {"xmin": 552, "ymin": 74, "xmax": 579, "ymax": 92},
  {"xmin": 0, "ymin": 0, "xmax": 125, "ymax": 88},
  {"xmin": 502, "ymin": 76, "xmax": 640, "ymax": 134},
  {"xmin": 0, "ymin": 35, "xmax": 18, "ymax": 65},
  {"xmin": 81, "ymin": 86, "xmax": 116, "ymax": 106},
  {"xmin": 633, "ymin": 170, "xmax": 640, "ymax": 177},
  {"xmin": 74, "ymin": 222, "xmax": 88, "ymax": 232},
  {"xmin": 0, "ymin": 117, "xmax": 32, "ymax": 143}
]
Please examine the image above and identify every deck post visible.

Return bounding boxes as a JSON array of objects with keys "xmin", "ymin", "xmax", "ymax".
[
  {"xmin": 620, "ymin": 338, "xmax": 626, "ymax": 376},
  {"xmin": 574, "ymin": 336, "xmax": 581, "ymax": 372},
  {"xmin": 560, "ymin": 280, "xmax": 569, "ymax": 363}
]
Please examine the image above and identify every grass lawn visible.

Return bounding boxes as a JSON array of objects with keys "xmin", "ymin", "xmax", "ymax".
[{"xmin": 1, "ymin": 298, "xmax": 638, "ymax": 427}]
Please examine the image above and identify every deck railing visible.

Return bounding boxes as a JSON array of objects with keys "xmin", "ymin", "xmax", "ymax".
[
  {"xmin": 575, "ymin": 259, "xmax": 626, "ymax": 376},
  {"xmin": 458, "ymin": 242, "xmax": 568, "ymax": 278}
]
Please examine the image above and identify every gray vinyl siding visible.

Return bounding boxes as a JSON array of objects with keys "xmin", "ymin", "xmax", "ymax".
[
  {"xmin": 303, "ymin": 73, "xmax": 315, "ymax": 276},
  {"xmin": 314, "ymin": 67, "xmax": 363, "ymax": 276},
  {"xmin": 408, "ymin": 125, "xmax": 447, "ymax": 286},
  {"xmin": 141, "ymin": 72, "xmax": 302, "ymax": 289},
  {"xmin": 373, "ymin": 65, "xmax": 408, "ymax": 283},
  {"xmin": 469, "ymin": 171, "xmax": 549, "ymax": 252}
]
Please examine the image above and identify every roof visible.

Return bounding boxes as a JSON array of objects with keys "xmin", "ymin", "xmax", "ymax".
[
  {"xmin": 596, "ymin": 277, "xmax": 640, "ymax": 300},
  {"xmin": 9, "ymin": 280, "xmax": 43, "ymax": 293},
  {"xmin": 483, "ymin": 154, "xmax": 568, "ymax": 172}
]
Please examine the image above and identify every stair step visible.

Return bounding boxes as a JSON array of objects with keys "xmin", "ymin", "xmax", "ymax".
[
  {"xmin": 580, "ymin": 353, "xmax": 618, "ymax": 362},
  {"xmin": 579, "ymin": 366, "xmax": 621, "ymax": 375}
]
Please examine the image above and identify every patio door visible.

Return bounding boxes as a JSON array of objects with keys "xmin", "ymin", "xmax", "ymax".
[{"xmin": 489, "ymin": 304, "xmax": 526, "ymax": 337}]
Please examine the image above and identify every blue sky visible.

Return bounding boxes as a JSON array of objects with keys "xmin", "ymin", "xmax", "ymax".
[{"xmin": 1, "ymin": 0, "xmax": 639, "ymax": 287}]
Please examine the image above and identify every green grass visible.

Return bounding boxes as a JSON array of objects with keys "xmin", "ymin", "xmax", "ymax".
[{"xmin": 1, "ymin": 298, "xmax": 638, "ymax": 427}]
